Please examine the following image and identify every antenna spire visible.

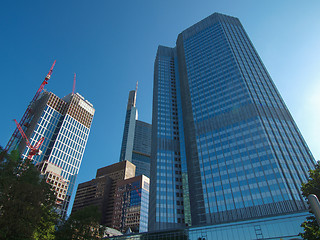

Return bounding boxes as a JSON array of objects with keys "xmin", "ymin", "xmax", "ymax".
[
  {"xmin": 133, "ymin": 81, "xmax": 138, "ymax": 107},
  {"xmin": 72, "ymin": 73, "xmax": 76, "ymax": 94}
]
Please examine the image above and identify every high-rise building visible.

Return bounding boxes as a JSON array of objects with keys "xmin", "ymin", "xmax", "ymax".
[
  {"xmin": 12, "ymin": 91, "xmax": 95, "ymax": 216},
  {"xmin": 72, "ymin": 161, "xmax": 136, "ymax": 226},
  {"xmin": 149, "ymin": 12, "xmax": 315, "ymax": 231},
  {"xmin": 132, "ymin": 120, "xmax": 152, "ymax": 177},
  {"xmin": 112, "ymin": 175, "xmax": 150, "ymax": 233},
  {"xmin": 119, "ymin": 88, "xmax": 152, "ymax": 177},
  {"xmin": 120, "ymin": 90, "xmax": 137, "ymax": 163}
]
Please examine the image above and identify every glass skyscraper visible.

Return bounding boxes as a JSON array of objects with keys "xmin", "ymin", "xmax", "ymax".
[
  {"xmin": 120, "ymin": 88, "xmax": 152, "ymax": 177},
  {"xmin": 14, "ymin": 91, "xmax": 95, "ymax": 216},
  {"xmin": 149, "ymin": 13, "xmax": 315, "ymax": 231}
]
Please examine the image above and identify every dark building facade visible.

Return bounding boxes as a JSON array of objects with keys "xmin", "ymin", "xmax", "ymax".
[
  {"xmin": 72, "ymin": 161, "xmax": 135, "ymax": 226},
  {"xmin": 119, "ymin": 88, "xmax": 152, "ymax": 177},
  {"xmin": 149, "ymin": 12, "xmax": 315, "ymax": 231},
  {"xmin": 71, "ymin": 175, "xmax": 112, "ymax": 219}
]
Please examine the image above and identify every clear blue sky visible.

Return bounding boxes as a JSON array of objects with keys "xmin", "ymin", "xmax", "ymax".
[{"xmin": 1, "ymin": 0, "xmax": 319, "ymax": 214}]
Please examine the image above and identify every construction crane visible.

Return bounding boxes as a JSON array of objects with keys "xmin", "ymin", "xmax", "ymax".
[
  {"xmin": 13, "ymin": 119, "xmax": 44, "ymax": 160},
  {"xmin": 4, "ymin": 61, "xmax": 56, "ymax": 153}
]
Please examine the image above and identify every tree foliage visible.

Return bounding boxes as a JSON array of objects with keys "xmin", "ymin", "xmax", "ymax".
[
  {"xmin": 0, "ymin": 147, "xmax": 58, "ymax": 240},
  {"xmin": 55, "ymin": 205, "xmax": 105, "ymax": 240},
  {"xmin": 300, "ymin": 162, "xmax": 320, "ymax": 239}
]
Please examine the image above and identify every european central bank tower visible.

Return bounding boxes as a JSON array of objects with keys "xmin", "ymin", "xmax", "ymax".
[{"xmin": 149, "ymin": 13, "xmax": 315, "ymax": 231}]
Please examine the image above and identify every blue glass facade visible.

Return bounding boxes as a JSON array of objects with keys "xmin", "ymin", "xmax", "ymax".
[
  {"xmin": 106, "ymin": 212, "xmax": 309, "ymax": 240},
  {"xmin": 188, "ymin": 212, "xmax": 308, "ymax": 240},
  {"xmin": 19, "ymin": 91, "xmax": 95, "ymax": 216},
  {"xmin": 149, "ymin": 13, "xmax": 315, "ymax": 231},
  {"xmin": 132, "ymin": 120, "xmax": 152, "ymax": 177},
  {"xmin": 150, "ymin": 46, "xmax": 186, "ymax": 230}
]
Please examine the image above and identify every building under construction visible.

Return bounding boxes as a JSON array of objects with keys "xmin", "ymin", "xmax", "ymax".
[{"xmin": 4, "ymin": 62, "xmax": 95, "ymax": 216}]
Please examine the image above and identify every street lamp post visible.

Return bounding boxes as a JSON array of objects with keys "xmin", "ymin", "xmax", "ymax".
[{"xmin": 308, "ymin": 194, "xmax": 320, "ymax": 226}]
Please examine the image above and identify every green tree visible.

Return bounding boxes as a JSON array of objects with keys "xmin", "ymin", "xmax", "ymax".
[
  {"xmin": 0, "ymin": 147, "xmax": 58, "ymax": 240},
  {"xmin": 32, "ymin": 204, "xmax": 58, "ymax": 240},
  {"xmin": 55, "ymin": 205, "xmax": 105, "ymax": 240},
  {"xmin": 300, "ymin": 162, "xmax": 320, "ymax": 239}
]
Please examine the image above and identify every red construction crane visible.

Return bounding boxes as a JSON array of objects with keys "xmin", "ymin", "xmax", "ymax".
[
  {"xmin": 4, "ymin": 61, "xmax": 56, "ymax": 152},
  {"xmin": 132, "ymin": 185, "xmax": 141, "ymax": 198},
  {"xmin": 13, "ymin": 119, "xmax": 44, "ymax": 160}
]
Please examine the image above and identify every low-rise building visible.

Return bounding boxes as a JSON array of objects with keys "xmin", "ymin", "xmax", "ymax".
[
  {"xmin": 72, "ymin": 161, "xmax": 136, "ymax": 226},
  {"xmin": 112, "ymin": 175, "xmax": 149, "ymax": 233}
]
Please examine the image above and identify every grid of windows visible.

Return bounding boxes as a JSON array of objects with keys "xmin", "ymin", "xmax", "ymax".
[
  {"xmin": 21, "ymin": 92, "xmax": 94, "ymax": 216},
  {"xmin": 112, "ymin": 176, "xmax": 149, "ymax": 233},
  {"xmin": 48, "ymin": 114, "xmax": 89, "ymax": 189},
  {"xmin": 149, "ymin": 46, "xmax": 185, "ymax": 231},
  {"xmin": 150, "ymin": 12, "xmax": 315, "ymax": 230},
  {"xmin": 22, "ymin": 105, "xmax": 63, "ymax": 163},
  {"xmin": 177, "ymin": 13, "xmax": 315, "ymax": 224},
  {"xmin": 108, "ymin": 212, "xmax": 309, "ymax": 240},
  {"xmin": 132, "ymin": 120, "xmax": 152, "ymax": 177}
]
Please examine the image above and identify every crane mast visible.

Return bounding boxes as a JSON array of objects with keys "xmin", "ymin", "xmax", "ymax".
[
  {"xmin": 4, "ymin": 60, "xmax": 56, "ymax": 152},
  {"xmin": 13, "ymin": 119, "xmax": 44, "ymax": 160}
]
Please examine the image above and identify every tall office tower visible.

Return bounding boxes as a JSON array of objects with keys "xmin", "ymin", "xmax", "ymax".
[
  {"xmin": 72, "ymin": 161, "xmax": 136, "ymax": 226},
  {"xmin": 14, "ymin": 91, "xmax": 95, "ymax": 216},
  {"xmin": 150, "ymin": 46, "xmax": 191, "ymax": 231},
  {"xmin": 119, "ymin": 89, "xmax": 152, "ymax": 177},
  {"xmin": 132, "ymin": 120, "xmax": 152, "ymax": 177},
  {"xmin": 112, "ymin": 175, "xmax": 150, "ymax": 233},
  {"xmin": 149, "ymin": 13, "xmax": 315, "ymax": 231}
]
